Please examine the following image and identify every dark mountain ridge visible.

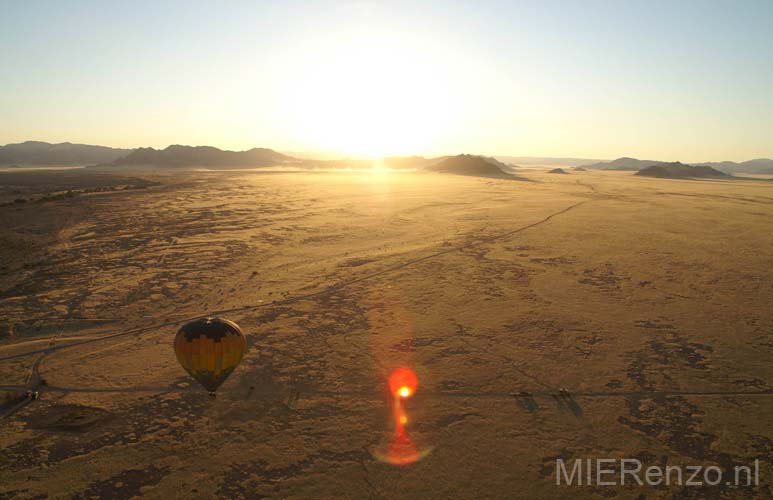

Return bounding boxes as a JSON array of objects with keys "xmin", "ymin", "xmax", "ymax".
[
  {"xmin": 581, "ymin": 157, "xmax": 663, "ymax": 171},
  {"xmin": 584, "ymin": 156, "xmax": 773, "ymax": 174},
  {"xmin": 0, "ymin": 141, "xmax": 133, "ymax": 165},
  {"xmin": 112, "ymin": 145, "xmax": 298, "ymax": 168}
]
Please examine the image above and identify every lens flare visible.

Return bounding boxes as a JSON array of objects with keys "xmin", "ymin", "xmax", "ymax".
[
  {"xmin": 373, "ymin": 367, "xmax": 432, "ymax": 466},
  {"xmin": 389, "ymin": 367, "xmax": 418, "ymax": 396}
]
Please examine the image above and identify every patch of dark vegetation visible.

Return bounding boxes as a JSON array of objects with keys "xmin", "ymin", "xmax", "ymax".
[
  {"xmin": 615, "ymin": 395, "xmax": 769, "ymax": 499},
  {"xmin": 33, "ymin": 182, "xmax": 161, "ymax": 203},
  {"xmin": 72, "ymin": 464, "xmax": 170, "ymax": 500},
  {"xmin": 0, "ymin": 489, "xmax": 47, "ymax": 500},
  {"xmin": 390, "ymin": 337, "xmax": 444, "ymax": 353},
  {"xmin": 619, "ymin": 396, "xmax": 715, "ymax": 459},
  {"xmin": 0, "ymin": 172, "xmax": 161, "ymax": 207},
  {"xmin": 529, "ymin": 256, "xmax": 576, "ymax": 266},
  {"xmin": 216, "ymin": 448, "xmax": 372, "ymax": 498},
  {"xmin": 25, "ymin": 404, "xmax": 113, "ymax": 432},
  {"xmin": 649, "ymin": 333, "xmax": 712, "ymax": 371},
  {"xmin": 2, "ymin": 385, "xmax": 209, "ymax": 472},
  {"xmin": 732, "ymin": 378, "xmax": 769, "ymax": 389},
  {"xmin": 749, "ymin": 435, "xmax": 773, "ymax": 460},
  {"xmin": 626, "ymin": 332, "xmax": 712, "ymax": 391},
  {"xmin": 619, "ymin": 329, "xmax": 767, "ymax": 500},
  {"xmin": 578, "ymin": 264, "xmax": 628, "ymax": 292}
]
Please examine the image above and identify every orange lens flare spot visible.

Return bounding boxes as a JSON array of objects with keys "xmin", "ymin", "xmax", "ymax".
[
  {"xmin": 373, "ymin": 368, "xmax": 432, "ymax": 466},
  {"xmin": 389, "ymin": 367, "xmax": 418, "ymax": 397}
]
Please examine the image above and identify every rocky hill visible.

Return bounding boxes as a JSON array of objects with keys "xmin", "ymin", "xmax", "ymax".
[
  {"xmin": 636, "ymin": 163, "xmax": 729, "ymax": 179},
  {"xmin": 425, "ymin": 154, "xmax": 517, "ymax": 179}
]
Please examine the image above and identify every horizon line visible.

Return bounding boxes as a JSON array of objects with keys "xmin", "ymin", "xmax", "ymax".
[{"xmin": 3, "ymin": 139, "xmax": 773, "ymax": 165}]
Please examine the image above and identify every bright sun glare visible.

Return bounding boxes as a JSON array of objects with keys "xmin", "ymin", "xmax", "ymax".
[{"xmin": 272, "ymin": 31, "xmax": 471, "ymax": 158}]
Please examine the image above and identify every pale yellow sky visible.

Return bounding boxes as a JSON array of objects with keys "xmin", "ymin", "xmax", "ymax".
[{"xmin": 1, "ymin": 1, "xmax": 772, "ymax": 162}]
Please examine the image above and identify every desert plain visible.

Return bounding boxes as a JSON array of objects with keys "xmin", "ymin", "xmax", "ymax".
[{"xmin": 1, "ymin": 167, "xmax": 772, "ymax": 499}]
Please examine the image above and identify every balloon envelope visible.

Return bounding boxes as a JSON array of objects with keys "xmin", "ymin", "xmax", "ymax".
[{"xmin": 174, "ymin": 317, "xmax": 246, "ymax": 392}]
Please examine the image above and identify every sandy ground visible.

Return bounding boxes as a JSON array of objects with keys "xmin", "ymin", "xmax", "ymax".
[{"xmin": 1, "ymin": 169, "xmax": 772, "ymax": 499}]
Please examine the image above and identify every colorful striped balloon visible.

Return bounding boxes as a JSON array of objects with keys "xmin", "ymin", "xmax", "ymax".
[{"xmin": 174, "ymin": 317, "xmax": 246, "ymax": 394}]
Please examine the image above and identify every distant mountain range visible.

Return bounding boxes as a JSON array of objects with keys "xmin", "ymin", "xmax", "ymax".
[
  {"xmin": 582, "ymin": 156, "xmax": 773, "ymax": 174},
  {"xmin": 635, "ymin": 163, "xmax": 728, "ymax": 179},
  {"xmin": 0, "ymin": 142, "xmax": 515, "ymax": 178},
  {"xmin": 0, "ymin": 141, "xmax": 132, "ymax": 165},
  {"xmin": 494, "ymin": 156, "xmax": 602, "ymax": 168},
  {"xmin": 695, "ymin": 159, "xmax": 773, "ymax": 175},
  {"xmin": 112, "ymin": 145, "xmax": 298, "ymax": 168},
  {"xmin": 580, "ymin": 157, "xmax": 663, "ymax": 171},
  {"xmin": 2, "ymin": 141, "xmax": 770, "ymax": 176}
]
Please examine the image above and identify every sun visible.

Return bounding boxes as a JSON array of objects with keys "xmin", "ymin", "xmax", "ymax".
[{"xmin": 270, "ymin": 31, "xmax": 469, "ymax": 158}]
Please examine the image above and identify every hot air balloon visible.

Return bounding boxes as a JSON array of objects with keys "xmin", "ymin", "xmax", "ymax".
[{"xmin": 174, "ymin": 317, "xmax": 246, "ymax": 395}]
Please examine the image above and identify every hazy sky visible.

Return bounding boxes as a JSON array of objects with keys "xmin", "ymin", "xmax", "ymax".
[{"xmin": 1, "ymin": 0, "xmax": 772, "ymax": 161}]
